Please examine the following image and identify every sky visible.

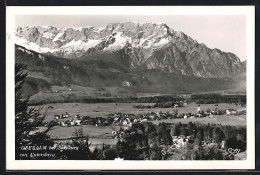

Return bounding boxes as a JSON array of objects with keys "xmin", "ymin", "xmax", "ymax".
[{"xmin": 16, "ymin": 15, "xmax": 246, "ymax": 61}]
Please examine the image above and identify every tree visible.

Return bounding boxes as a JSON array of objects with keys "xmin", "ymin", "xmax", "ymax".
[
  {"xmin": 171, "ymin": 122, "xmax": 182, "ymax": 136},
  {"xmin": 214, "ymin": 149, "xmax": 224, "ymax": 160},
  {"xmin": 15, "ymin": 63, "xmax": 54, "ymax": 159},
  {"xmin": 173, "ymin": 109, "xmax": 178, "ymax": 117},
  {"xmin": 102, "ymin": 145, "xmax": 117, "ymax": 160},
  {"xmin": 144, "ymin": 122, "xmax": 156, "ymax": 134},
  {"xmin": 193, "ymin": 138, "xmax": 202, "ymax": 150},
  {"xmin": 180, "ymin": 128, "xmax": 189, "ymax": 136},
  {"xmin": 191, "ymin": 150, "xmax": 200, "ymax": 160},
  {"xmin": 149, "ymin": 144, "xmax": 162, "ymax": 160},
  {"xmin": 62, "ymin": 127, "xmax": 92, "ymax": 160},
  {"xmin": 212, "ymin": 127, "xmax": 224, "ymax": 144},
  {"xmin": 92, "ymin": 147, "xmax": 102, "ymax": 160},
  {"xmin": 157, "ymin": 123, "xmax": 172, "ymax": 145}
]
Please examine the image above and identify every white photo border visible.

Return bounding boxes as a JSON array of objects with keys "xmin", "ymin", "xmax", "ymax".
[{"xmin": 6, "ymin": 6, "xmax": 255, "ymax": 170}]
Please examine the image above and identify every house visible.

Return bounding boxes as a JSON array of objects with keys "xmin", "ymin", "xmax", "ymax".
[
  {"xmin": 221, "ymin": 140, "xmax": 226, "ymax": 149},
  {"xmin": 74, "ymin": 115, "xmax": 81, "ymax": 119},
  {"xmin": 197, "ymin": 106, "xmax": 201, "ymax": 112},
  {"xmin": 114, "ymin": 117, "xmax": 119, "ymax": 122},
  {"xmin": 60, "ymin": 121, "xmax": 66, "ymax": 126},
  {"xmin": 123, "ymin": 126, "xmax": 130, "ymax": 130},
  {"xmin": 177, "ymin": 138, "xmax": 188, "ymax": 147},
  {"xmin": 122, "ymin": 120, "xmax": 128, "ymax": 125},
  {"xmin": 189, "ymin": 115, "xmax": 195, "ymax": 119},
  {"xmin": 237, "ymin": 109, "xmax": 246, "ymax": 115},
  {"xmin": 126, "ymin": 118, "xmax": 131, "ymax": 123},
  {"xmin": 28, "ymin": 127, "xmax": 48, "ymax": 135},
  {"xmin": 174, "ymin": 104, "xmax": 179, "ymax": 108},
  {"xmin": 74, "ymin": 120, "xmax": 82, "ymax": 125},
  {"xmin": 70, "ymin": 120, "xmax": 75, "ymax": 126},
  {"xmin": 141, "ymin": 118, "xmax": 147, "ymax": 122},
  {"xmin": 226, "ymin": 109, "xmax": 237, "ymax": 115},
  {"xmin": 171, "ymin": 135, "xmax": 189, "ymax": 149},
  {"xmin": 196, "ymin": 113, "xmax": 202, "ymax": 118}
]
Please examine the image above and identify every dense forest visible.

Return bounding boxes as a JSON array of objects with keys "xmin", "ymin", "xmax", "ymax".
[
  {"xmin": 28, "ymin": 93, "xmax": 247, "ymax": 106},
  {"xmin": 16, "ymin": 121, "xmax": 246, "ymax": 160},
  {"xmin": 114, "ymin": 122, "xmax": 246, "ymax": 160},
  {"xmin": 191, "ymin": 93, "xmax": 246, "ymax": 105}
]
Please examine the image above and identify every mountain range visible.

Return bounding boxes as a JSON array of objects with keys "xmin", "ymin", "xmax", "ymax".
[
  {"xmin": 15, "ymin": 22, "xmax": 246, "ymax": 78},
  {"xmin": 14, "ymin": 22, "xmax": 246, "ymax": 100}
]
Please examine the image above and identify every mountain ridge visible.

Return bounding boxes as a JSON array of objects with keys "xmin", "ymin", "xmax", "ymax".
[
  {"xmin": 15, "ymin": 22, "xmax": 245, "ymax": 79},
  {"xmin": 15, "ymin": 44, "xmax": 245, "ymax": 99}
]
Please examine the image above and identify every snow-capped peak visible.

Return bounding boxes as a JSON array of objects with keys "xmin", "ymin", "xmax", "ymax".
[
  {"xmin": 14, "ymin": 22, "xmax": 203, "ymax": 59},
  {"xmin": 103, "ymin": 32, "xmax": 130, "ymax": 52}
]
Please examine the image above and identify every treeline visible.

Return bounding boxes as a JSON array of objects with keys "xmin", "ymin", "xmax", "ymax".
[
  {"xmin": 28, "ymin": 95, "xmax": 184, "ymax": 106},
  {"xmin": 191, "ymin": 93, "xmax": 246, "ymax": 105},
  {"xmin": 133, "ymin": 101, "xmax": 185, "ymax": 109},
  {"xmin": 170, "ymin": 122, "xmax": 246, "ymax": 147},
  {"xmin": 29, "ymin": 93, "xmax": 246, "ymax": 106}
]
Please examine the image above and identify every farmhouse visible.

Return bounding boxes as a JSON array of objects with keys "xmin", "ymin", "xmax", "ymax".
[
  {"xmin": 74, "ymin": 120, "xmax": 82, "ymax": 125},
  {"xmin": 171, "ymin": 135, "xmax": 189, "ymax": 149},
  {"xmin": 28, "ymin": 127, "xmax": 48, "ymax": 135},
  {"xmin": 226, "ymin": 109, "xmax": 237, "ymax": 115}
]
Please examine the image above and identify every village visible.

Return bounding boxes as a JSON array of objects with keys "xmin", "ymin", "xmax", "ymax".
[
  {"xmin": 37, "ymin": 100, "xmax": 246, "ymax": 160},
  {"xmin": 34, "ymin": 101, "xmax": 247, "ymax": 160},
  {"xmin": 47, "ymin": 102, "xmax": 246, "ymax": 129}
]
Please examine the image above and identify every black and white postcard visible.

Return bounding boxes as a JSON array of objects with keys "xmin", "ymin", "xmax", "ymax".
[{"xmin": 6, "ymin": 6, "xmax": 255, "ymax": 170}]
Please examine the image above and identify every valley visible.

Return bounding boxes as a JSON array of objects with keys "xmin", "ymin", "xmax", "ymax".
[
  {"xmin": 14, "ymin": 21, "xmax": 247, "ymax": 160},
  {"xmin": 38, "ymin": 102, "xmax": 246, "ymax": 153}
]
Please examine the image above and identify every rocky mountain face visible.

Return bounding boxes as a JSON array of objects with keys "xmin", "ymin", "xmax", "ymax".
[
  {"xmin": 16, "ymin": 44, "xmax": 242, "ymax": 95},
  {"xmin": 15, "ymin": 22, "xmax": 245, "ymax": 78}
]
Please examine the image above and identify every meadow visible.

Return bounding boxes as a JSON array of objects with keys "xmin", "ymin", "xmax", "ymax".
[
  {"xmin": 151, "ymin": 115, "xmax": 246, "ymax": 126},
  {"xmin": 48, "ymin": 125, "xmax": 118, "ymax": 150},
  {"xmin": 41, "ymin": 102, "xmax": 246, "ymax": 146},
  {"xmin": 41, "ymin": 102, "xmax": 246, "ymax": 122}
]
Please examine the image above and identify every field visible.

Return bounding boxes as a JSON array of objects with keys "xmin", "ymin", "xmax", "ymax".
[
  {"xmin": 151, "ymin": 115, "xmax": 246, "ymax": 126},
  {"xmin": 29, "ymin": 84, "xmax": 136, "ymax": 102},
  {"xmin": 41, "ymin": 102, "xmax": 246, "ymax": 147},
  {"xmin": 41, "ymin": 102, "xmax": 246, "ymax": 123},
  {"xmin": 48, "ymin": 125, "xmax": 115, "ymax": 139},
  {"xmin": 41, "ymin": 102, "xmax": 156, "ymax": 121},
  {"xmin": 48, "ymin": 125, "xmax": 118, "ymax": 150}
]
